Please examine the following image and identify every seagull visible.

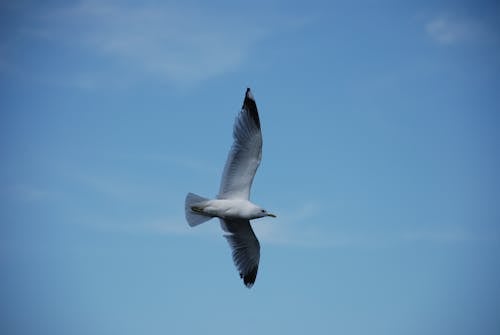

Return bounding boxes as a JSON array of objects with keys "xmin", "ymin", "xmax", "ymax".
[{"xmin": 185, "ymin": 88, "xmax": 276, "ymax": 288}]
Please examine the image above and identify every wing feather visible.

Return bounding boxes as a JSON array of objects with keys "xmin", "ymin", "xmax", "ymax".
[
  {"xmin": 218, "ymin": 88, "xmax": 262, "ymax": 200},
  {"xmin": 221, "ymin": 218, "xmax": 260, "ymax": 288}
]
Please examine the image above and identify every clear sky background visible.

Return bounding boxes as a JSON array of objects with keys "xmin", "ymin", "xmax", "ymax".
[{"xmin": 1, "ymin": 1, "xmax": 499, "ymax": 334}]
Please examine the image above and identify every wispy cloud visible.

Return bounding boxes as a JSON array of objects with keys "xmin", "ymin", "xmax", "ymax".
[
  {"xmin": 118, "ymin": 152, "xmax": 220, "ymax": 176},
  {"xmin": 252, "ymin": 201, "xmax": 343, "ymax": 248},
  {"xmin": 425, "ymin": 15, "xmax": 484, "ymax": 45},
  {"xmin": 253, "ymin": 201, "xmax": 495, "ymax": 248},
  {"xmin": 3, "ymin": 184, "xmax": 55, "ymax": 203},
  {"xmin": 82, "ymin": 214, "xmax": 191, "ymax": 236},
  {"xmin": 69, "ymin": 195, "xmax": 495, "ymax": 248},
  {"xmin": 13, "ymin": 1, "xmax": 303, "ymax": 87},
  {"xmin": 400, "ymin": 226, "xmax": 484, "ymax": 243}
]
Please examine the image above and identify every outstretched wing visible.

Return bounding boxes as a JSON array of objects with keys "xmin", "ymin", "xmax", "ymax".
[
  {"xmin": 221, "ymin": 218, "xmax": 260, "ymax": 288},
  {"xmin": 218, "ymin": 88, "xmax": 262, "ymax": 200}
]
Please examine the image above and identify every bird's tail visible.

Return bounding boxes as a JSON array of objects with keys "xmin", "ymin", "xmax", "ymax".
[{"xmin": 185, "ymin": 192, "xmax": 213, "ymax": 227}]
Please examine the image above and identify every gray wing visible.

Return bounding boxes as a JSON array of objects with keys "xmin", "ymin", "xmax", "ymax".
[
  {"xmin": 221, "ymin": 218, "xmax": 260, "ymax": 288},
  {"xmin": 218, "ymin": 88, "xmax": 262, "ymax": 200}
]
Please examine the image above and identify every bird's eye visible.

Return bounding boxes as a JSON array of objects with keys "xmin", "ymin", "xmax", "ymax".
[{"xmin": 261, "ymin": 210, "xmax": 265, "ymax": 213}]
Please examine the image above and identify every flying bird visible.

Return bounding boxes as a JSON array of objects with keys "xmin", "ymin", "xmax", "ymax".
[{"xmin": 185, "ymin": 88, "xmax": 276, "ymax": 288}]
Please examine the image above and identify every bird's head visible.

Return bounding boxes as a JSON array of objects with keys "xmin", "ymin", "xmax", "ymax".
[{"xmin": 256, "ymin": 208, "xmax": 277, "ymax": 219}]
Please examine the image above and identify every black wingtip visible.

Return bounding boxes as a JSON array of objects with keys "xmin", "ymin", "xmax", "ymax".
[
  {"xmin": 241, "ymin": 266, "xmax": 258, "ymax": 288},
  {"xmin": 245, "ymin": 87, "xmax": 254, "ymax": 100},
  {"xmin": 242, "ymin": 88, "xmax": 260, "ymax": 129}
]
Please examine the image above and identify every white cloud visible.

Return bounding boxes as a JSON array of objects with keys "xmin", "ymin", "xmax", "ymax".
[
  {"xmin": 425, "ymin": 15, "xmax": 482, "ymax": 45},
  {"xmin": 20, "ymin": 1, "xmax": 295, "ymax": 87}
]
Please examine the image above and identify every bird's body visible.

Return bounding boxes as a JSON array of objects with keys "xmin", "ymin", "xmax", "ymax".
[
  {"xmin": 185, "ymin": 88, "xmax": 275, "ymax": 288},
  {"xmin": 190, "ymin": 198, "xmax": 271, "ymax": 220}
]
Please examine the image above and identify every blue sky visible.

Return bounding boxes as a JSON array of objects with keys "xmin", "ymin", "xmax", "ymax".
[{"xmin": 1, "ymin": 0, "xmax": 499, "ymax": 334}]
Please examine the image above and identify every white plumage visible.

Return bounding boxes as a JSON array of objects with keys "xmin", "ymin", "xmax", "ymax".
[{"xmin": 185, "ymin": 88, "xmax": 275, "ymax": 288}]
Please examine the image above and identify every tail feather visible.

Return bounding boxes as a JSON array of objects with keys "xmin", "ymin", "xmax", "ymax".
[{"xmin": 185, "ymin": 192, "xmax": 213, "ymax": 227}]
